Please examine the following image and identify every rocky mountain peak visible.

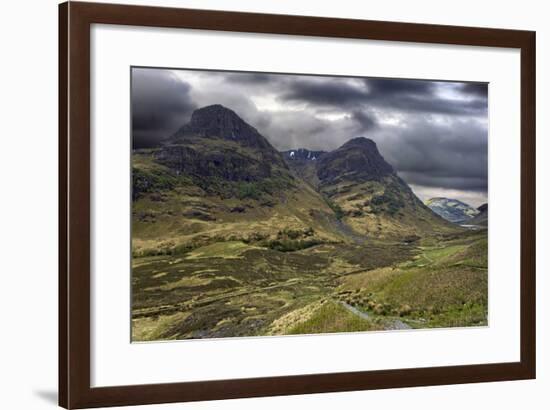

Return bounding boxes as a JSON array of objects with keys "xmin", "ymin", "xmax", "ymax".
[
  {"xmin": 317, "ymin": 137, "xmax": 394, "ymax": 184},
  {"xmin": 188, "ymin": 104, "xmax": 242, "ymax": 130},
  {"xmin": 158, "ymin": 105, "xmax": 289, "ymax": 179},
  {"xmin": 171, "ymin": 104, "xmax": 269, "ymax": 149},
  {"xmin": 340, "ymin": 136, "xmax": 379, "ymax": 149}
]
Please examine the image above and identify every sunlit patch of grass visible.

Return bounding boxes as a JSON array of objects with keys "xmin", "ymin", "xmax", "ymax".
[
  {"xmin": 131, "ymin": 218, "xmax": 487, "ymax": 338},
  {"xmin": 267, "ymin": 300, "xmax": 325, "ymax": 335},
  {"xmin": 288, "ymin": 300, "xmax": 383, "ymax": 335},
  {"xmin": 425, "ymin": 244, "xmax": 467, "ymax": 263},
  {"xmin": 132, "ymin": 311, "xmax": 191, "ymax": 342},
  {"xmin": 145, "ymin": 275, "xmax": 213, "ymax": 291},
  {"xmin": 185, "ymin": 241, "xmax": 253, "ymax": 259},
  {"xmin": 338, "ymin": 233, "xmax": 488, "ymax": 329},
  {"xmin": 340, "ymin": 266, "xmax": 401, "ymax": 291}
]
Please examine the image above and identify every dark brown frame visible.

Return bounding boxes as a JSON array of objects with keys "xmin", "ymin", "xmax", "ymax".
[{"xmin": 59, "ymin": 1, "xmax": 536, "ymax": 408}]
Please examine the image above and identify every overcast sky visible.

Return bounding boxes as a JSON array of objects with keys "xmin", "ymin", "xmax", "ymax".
[{"xmin": 132, "ymin": 67, "xmax": 488, "ymax": 207}]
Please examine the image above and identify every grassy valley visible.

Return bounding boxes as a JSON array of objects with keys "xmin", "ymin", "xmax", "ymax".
[
  {"xmin": 132, "ymin": 229, "xmax": 487, "ymax": 340},
  {"xmin": 131, "ymin": 105, "xmax": 488, "ymax": 341}
]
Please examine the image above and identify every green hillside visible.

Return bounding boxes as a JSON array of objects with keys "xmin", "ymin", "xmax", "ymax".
[{"xmin": 131, "ymin": 105, "xmax": 486, "ymax": 340}]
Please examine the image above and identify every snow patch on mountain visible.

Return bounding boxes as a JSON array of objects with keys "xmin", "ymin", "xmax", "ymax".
[{"xmin": 425, "ymin": 197, "xmax": 480, "ymax": 224}]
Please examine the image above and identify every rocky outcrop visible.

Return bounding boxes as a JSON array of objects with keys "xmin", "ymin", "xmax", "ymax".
[
  {"xmin": 317, "ymin": 137, "xmax": 394, "ymax": 185},
  {"xmin": 154, "ymin": 144, "xmax": 274, "ymax": 181},
  {"xmin": 469, "ymin": 203, "xmax": 488, "ymax": 226},
  {"xmin": 155, "ymin": 105, "xmax": 289, "ymax": 181},
  {"xmin": 170, "ymin": 105, "xmax": 272, "ymax": 151}
]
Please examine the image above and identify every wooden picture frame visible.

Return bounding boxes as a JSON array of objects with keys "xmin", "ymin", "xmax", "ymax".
[{"xmin": 59, "ymin": 1, "xmax": 536, "ymax": 408}]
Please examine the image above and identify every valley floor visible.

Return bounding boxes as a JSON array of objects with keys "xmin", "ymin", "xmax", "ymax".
[{"xmin": 131, "ymin": 229, "xmax": 488, "ymax": 341}]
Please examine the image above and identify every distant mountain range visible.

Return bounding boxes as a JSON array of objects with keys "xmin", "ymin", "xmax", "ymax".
[
  {"xmin": 425, "ymin": 197, "xmax": 484, "ymax": 224},
  {"xmin": 281, "ymin": 148, "xmax": 325, "ymax": 162},
  {"xmin": 132, "ymin": 104, "xmax": 456, "ymax": 255}
]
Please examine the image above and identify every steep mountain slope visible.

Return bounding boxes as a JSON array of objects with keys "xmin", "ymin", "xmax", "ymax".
[
  {"xmin": 469, "ymin": 203, "xmax": 488, "ymax": 226},
  {"xmin": 281, "ymin": 148, "xmax": 326, "ymax": 188},
  {"xmin": 426, "ymin": 197, "xmax": 479, "ymax": 224},
  {"xmin": 159, "ymin": 104, "xmax": 289, "ymax": 181},
  {"xmin": 312, "ymin": 138, "xmax": 456, "ymax": 239},
  {"xmin": 132, "ymin": 105, "xmax": 342, "ymax": 256},
  {"xmin": 317, "ymin": 138, "xmax": 394, "ymax": 184},
  {"xmin": 133, "ymin": 105, "xmax": 456, "ymax": 257}
]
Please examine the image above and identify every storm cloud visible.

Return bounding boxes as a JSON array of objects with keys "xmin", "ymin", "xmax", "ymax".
[
  {"xmin": 280, "ymin": 76, "xmax": 487, "ymax": 116},
  {"xmin": 131, "ymin": 69, "xmax": 196, "ymax": 148},
  {"xmin": 131, "ymin": 67, "xmax": 488, "ymax": 206}
]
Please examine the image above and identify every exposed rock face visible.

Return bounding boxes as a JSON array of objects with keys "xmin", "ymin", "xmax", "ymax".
[
  {"xmin": 469, "ymin": 203, "xmax": 488, "ymax": 226},
  {"xmin": 170, "ymin": 104, "xmax": 271, "ymax": 150},
  {"xmin": 156, "ymin": 105, "xmax": 288, "ymax": 181},
  {"xmin": 155, "ymin": 145, "xmax": 274, "ymax": 181},
  {"xmin": 317, "ymin": 137, "xmax": 394, "ymax": 185}
]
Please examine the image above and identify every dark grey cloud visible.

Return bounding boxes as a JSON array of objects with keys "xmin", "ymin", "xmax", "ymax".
[
  {"xmin": 131, "ymin": 68, "xmax": 197, "ymax": 148},
  {"xmin": 458, "ymin": 82, "xmax": 489, "ymax": 99},
  {"xmin": 365, "ymin": 78, "xmax": 485, "ymax": 112},
  {"xmin": 376, "ymin": 116, "xmax": 487, "ymax": 192},
  {"xmin": 223, "ymin": 72, "xmax": 278, "ymax": 85},
  {"xmin": 279, "ymin": 76, "xmax": 487, "ymax": 116},
  {"xmin": 402, "ymin": 173, "xmax": 488, "ymax": 192},
  {"xmin": 131, "ymin": 68, "xmax": 488, "ymax": 205},
  {"xmin": 282, "ymin": 79, "xmax": 367, "ymax": 106},
  {"xmin": 366, "ymin": 78, "xmax": 435, "ymax": 95},
  {"xmin": 351, "ymin": 109, "xmax": 377, "ymax": 132}
]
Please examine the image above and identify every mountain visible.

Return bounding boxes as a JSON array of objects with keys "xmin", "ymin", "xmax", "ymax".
[
  {"xmin": 156, "ymin": 104, "xmax": 288, "ymax": 181},
  {"xmin": 313, "ymin": 137, "xmax": 454, "ymax": 238},
  {"xmin": 172, "ymin": 104, "xmax": 271, "ymax": 148},
  {"xmin": 132, "ymin": 105, "xmax": 342, "ymax": 255},
  {"xmin": 317, "ymin": 137, "xmax": 394, "ymax": 185},
  {"xmin": 132, "ymin": 105, "xmax": 456, "ymax": 256},
  {"xmin": 469, "ymin": 203, "xmax": 488, "ymax": 226},
  {"xmin": 425, "ymin": 197, "xmax": 479, "ymax": 224},
  {"xmin": 283, "ymin": 137, "xmax": 455, "ymax": 239}
]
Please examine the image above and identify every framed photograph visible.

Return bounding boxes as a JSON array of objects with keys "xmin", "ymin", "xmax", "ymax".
[{"xmin": 59, "ymin": 1, "xmax": 536, "ymax": 408}]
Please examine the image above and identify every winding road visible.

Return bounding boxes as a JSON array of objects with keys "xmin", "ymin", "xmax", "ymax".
[{"xmin": 339, "ymin": 301, "xmax": 411, "ymax": 330}]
